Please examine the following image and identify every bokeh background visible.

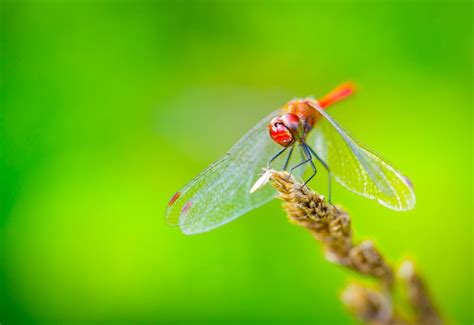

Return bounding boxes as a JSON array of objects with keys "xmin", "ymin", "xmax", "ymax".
[{"xmin": 1, "ymin": 0, "xmax": 472, "ymax": 324}]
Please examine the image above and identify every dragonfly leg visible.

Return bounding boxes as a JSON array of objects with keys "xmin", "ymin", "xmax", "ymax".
[
  {"xmin": 289, "ymin": 145, "xmax": 312, "ymax": 178},
  {"xmin": 307, "ymin": 144, "xmax": 334, "ymax": 206},
  {"xmin": 267, "ymin": 147, "xmax": 287, "ymax": 169},
  {"xmin": 302, "ymin": 143, "xmax": 317, "ymax": 186},
  {"xmin": 282, "ymin": 146, "xmax": 294, "ymax": 171}
]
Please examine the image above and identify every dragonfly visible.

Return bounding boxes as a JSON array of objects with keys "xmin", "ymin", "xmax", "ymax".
[{"xmin": 166, "ymin": 83, "xmax": 416, "ymax": 235}]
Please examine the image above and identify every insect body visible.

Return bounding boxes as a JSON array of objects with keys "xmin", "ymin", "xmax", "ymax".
[{"xmin": 166, "ymin": 83, "xmax": 415, "ymax": 235}]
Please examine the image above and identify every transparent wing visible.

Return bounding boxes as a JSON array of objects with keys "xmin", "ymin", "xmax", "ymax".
[
  {"xmin": 310, "ymin": 102, "xmax": 416, "ymax": 211},
  {"xmin": 166, "ymin": 109, "xmax": 289, "ymax": 235}
]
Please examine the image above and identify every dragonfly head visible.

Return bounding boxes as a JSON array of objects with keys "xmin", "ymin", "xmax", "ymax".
[{"xmin": 268, "ymin": 113, "xmax": 302, "ymax": 147}]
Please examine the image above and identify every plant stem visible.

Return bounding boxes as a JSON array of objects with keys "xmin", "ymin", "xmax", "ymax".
[{"xmin": 269, "ymin": 170, "xmax": 442, "ymax": 325}]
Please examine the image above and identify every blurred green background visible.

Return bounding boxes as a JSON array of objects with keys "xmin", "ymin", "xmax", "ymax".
[{"xmin": 1, "ymin": 0, "xmax": 472, "ymax": 324}]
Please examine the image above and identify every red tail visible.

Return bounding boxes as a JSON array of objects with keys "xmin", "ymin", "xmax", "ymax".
[{"xmin": 318, "ymin": 82, "xmax": 355, "ymax": 109}]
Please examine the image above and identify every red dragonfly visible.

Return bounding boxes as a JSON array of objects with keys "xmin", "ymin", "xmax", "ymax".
[{"xmin": 166, "ymin": 83, "xmax": 415, "ymax": 234}]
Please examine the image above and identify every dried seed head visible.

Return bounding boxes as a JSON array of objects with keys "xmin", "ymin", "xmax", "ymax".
[
  {"xmin": 350, "ymin": 241, "xmax": 394, "ymax": 286},
  {"xmin": 341, "ymin": 284, "xmax": 394, "ymax": 324},
  {"xmin": 270, "ymin": 170, "xmax": 353, "ymax": 263},
  {"xmin": 398, "ymin": 260, "xmax": 443, "ymax": 325},
  {"xmin": 269, "ymin": 170, "xmax": 441, "ymax": 325}
]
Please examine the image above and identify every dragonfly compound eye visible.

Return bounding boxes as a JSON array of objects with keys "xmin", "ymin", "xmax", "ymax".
[
  {"xmin": 269, "ymin": 115, "xmax": 297, "ymax": 147},
  {"xmin": 280, "ymin": 113, "xmax": 301, "ymax": 134}
]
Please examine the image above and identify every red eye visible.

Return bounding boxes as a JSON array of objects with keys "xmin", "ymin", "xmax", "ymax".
[
  {"xmin": 269, "ymin": 117, "xmax": 294, "ymax": 147},
  {"xmin": 281, "ymin": 113, "xmax": 300, "ymax": 130}
]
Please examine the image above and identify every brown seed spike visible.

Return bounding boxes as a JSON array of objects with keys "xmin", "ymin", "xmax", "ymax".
[{"xmin": 268, "ymin": 170, "xmax": 442, "ymax": 325}]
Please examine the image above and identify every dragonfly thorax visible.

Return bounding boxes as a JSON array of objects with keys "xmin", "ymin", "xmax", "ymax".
[
  {"xmin": 286, "ymin": 99, "xmax": 319, "ymax": 130},
  {"xmin": 268, "ymin": 113, "xmax": 304, "ymax": 147}
]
